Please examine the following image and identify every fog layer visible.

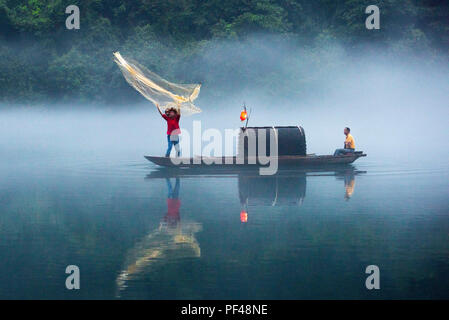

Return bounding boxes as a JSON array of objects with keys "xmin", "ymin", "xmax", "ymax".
[{"xmin": 1, "ymin": 38, "xmax": 448, "ymax": 169}]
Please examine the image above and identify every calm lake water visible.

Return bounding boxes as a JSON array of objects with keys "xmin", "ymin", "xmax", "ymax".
[{"xmin": 0, "ymin": 111, "xmax": 448, "ymax": 299}]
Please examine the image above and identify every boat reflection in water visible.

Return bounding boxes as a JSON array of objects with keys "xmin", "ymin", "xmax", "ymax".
[
  {"xmin": 238, "ymin": 172, "xmax": 306, "ymax": 223},
  {"xmin": 239, "ymin": 173, "xmax": 307, "ymax": 207},
  {"xmin": 116, "ymin": 177, "xmax": 202, "ymax": 296},
  {"xmin": 118, "ymin": 166, "xmax": 364, "ymax": 294},
  {"xmin": 237, "ymin": 166, "xmax": 363, "ymax": 222},
  {"xmin": 238, "ymin": 172, "xmax": 307, "ymax": 223}
]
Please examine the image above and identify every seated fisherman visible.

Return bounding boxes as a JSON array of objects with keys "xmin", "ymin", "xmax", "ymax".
[{"xmin": 334, "ymin": 127, "xmax": 355, "ymax": 156}]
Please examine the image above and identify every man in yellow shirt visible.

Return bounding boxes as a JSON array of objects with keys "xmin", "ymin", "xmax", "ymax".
[{"xmin": 334, "ymin": 127, "xmax": 356, "ymax": 156}]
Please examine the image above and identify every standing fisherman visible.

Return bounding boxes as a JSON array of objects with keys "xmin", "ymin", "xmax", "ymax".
[{"xmin": 156, "ymin": 104, "xmax": 181, "ymax": 157}]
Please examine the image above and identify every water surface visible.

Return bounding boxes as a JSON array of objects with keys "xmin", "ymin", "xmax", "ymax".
[{"xmin": 0, "ymin": 110, "xmax": 448, "ymax": 299}]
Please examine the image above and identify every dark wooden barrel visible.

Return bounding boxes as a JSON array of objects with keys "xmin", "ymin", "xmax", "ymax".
[{"xmin": 238, "ymin": 126, "xmax": 306, "ymax": 157}]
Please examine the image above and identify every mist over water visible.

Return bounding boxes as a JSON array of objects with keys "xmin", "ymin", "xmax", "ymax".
[
  {"xmin": 0, "ymin": 37, "xmax": 448, "ymax": 299},
  {"xmin": 1, "ymin": 38, "xmax": 448, "ymax": 168}
]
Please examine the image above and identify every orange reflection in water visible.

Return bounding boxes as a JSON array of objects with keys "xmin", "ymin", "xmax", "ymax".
[{"xmin": 240, "ymin": 210, "xmax": 248, "ymax": 223}]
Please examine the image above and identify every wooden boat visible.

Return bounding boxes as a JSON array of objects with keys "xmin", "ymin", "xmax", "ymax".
[{"xmin": 144, "ymin": 151, "xmax": 366, "ymax": 168}]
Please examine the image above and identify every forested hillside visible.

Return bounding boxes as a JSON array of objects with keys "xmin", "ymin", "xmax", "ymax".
[{"xmin": 0, "ymin": 0, "xmax": 447, "ymax": 104}]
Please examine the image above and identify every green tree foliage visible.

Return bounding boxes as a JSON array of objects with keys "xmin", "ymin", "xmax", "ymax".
[{"xmin": 0, "ymin": 0, "xmax": 447, "ymax": 104}]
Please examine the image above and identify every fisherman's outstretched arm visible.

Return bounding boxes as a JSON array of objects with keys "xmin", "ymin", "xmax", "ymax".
[{"xmin": 156, "ymin": 104, "xmax": 164, "ymax": 117}]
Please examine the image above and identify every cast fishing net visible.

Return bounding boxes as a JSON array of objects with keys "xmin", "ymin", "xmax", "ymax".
[{"xmin": 113, "ymin": 52, "xmax": 201, "ymax": 115}]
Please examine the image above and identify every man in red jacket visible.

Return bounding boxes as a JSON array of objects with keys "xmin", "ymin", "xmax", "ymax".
[{"xmin": 157, "ymin": 105, "xmax": 181, "ymax": 157}]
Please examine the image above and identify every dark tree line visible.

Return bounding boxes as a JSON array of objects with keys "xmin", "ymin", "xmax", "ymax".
[{"xmin": 0, "ymin": 0, "xmax": 447, "ymax": 104}]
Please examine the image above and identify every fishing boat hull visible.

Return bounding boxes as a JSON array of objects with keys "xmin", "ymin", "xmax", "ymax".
[{"xmin": 144, "ymin": 152, "xmax": 366, "ymax": 168}]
